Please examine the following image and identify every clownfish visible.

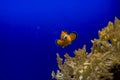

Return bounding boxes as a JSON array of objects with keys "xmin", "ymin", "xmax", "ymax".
[{"xmin": 56, "ymin": 30, "xmax": 77, "ymax": 48}]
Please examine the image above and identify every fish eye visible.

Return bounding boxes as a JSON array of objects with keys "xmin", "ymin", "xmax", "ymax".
[
  {"xmin": 65, "ymin": 36, "xmax": 67, "ymax": 39},
  {"xmin": 63, "ymin": 34, "xmax": 67, "ymax": 40},
  {"xmin": 62, "ymin": 36, "xmax": 67, "ymax": 40}
]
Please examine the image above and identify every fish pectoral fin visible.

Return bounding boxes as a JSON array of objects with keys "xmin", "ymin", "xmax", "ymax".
[
  {"xmin": 70, "ymin": 32, "xmax": 77, "ymax": 40},
  {"xmin": 56, "ymin": 40, "xmax": 63, "ymax": 46}
]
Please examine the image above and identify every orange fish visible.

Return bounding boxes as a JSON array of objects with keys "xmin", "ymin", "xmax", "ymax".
[{"xmin": 56, "ymin": 30, "xmax": 77, "ymax": 48}]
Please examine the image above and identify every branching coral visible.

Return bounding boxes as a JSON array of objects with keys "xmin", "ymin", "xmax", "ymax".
[{"xmin": 52, "ymin": 17, "xmax": 120, "ymax": 80}]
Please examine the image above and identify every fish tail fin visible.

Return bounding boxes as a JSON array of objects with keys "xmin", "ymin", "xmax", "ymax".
[
  {"xmin": 70, "ymin": 32, "xmax": 77, "ymax": 40},
  {"xmin": 56, "ymin": 40, "xmax": 63, "ymax": 46}
]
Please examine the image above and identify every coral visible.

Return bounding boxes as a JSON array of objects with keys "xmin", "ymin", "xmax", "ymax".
[{"xmin": 52, "ymin": 17, "xmax": 120, "ymax": 80}]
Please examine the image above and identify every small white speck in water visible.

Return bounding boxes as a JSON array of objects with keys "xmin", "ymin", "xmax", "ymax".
[{"xmin": 79, "ymin": 75, "xmax": 83, "ymax": 80}]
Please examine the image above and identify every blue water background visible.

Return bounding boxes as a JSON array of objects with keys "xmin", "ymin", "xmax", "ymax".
[{"xmin": 0, "ymin": 0, "xmax": 120, "ymax": 80}]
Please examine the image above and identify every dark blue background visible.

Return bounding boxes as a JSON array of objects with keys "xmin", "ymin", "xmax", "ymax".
[{"xmin": 0, "ymin": 0, "xmax": 120, "ymax": 80}]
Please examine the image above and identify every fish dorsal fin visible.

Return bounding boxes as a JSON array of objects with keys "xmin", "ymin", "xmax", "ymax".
[
  {"xmin": 70, "ymin": 32, "xmax": 77, "ymax": 40},
  {"xmin": 61, "ymin": 30, "xmax": 68, "ymax": 39},
  {"xmin": 63, "ymin": 30, "xmax": 68, "ymax": 34}
]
